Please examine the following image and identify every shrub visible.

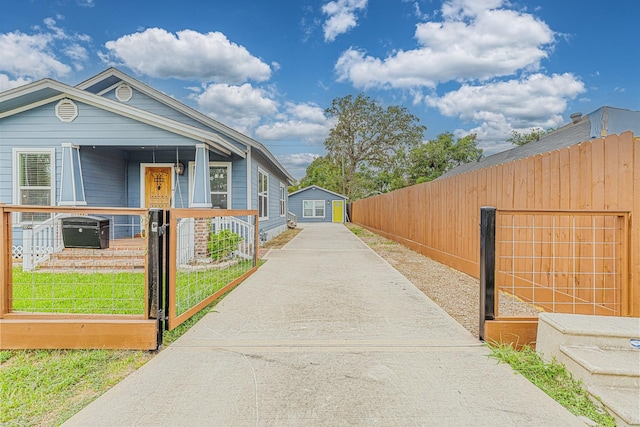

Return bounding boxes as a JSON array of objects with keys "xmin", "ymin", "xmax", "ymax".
[{"xmin": 208, "ymin": 229, "xmax": 241, "ymax": 260}]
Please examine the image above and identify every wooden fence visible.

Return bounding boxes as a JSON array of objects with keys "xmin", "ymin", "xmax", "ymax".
[{"xmin": 351, "ymin": 132, "xmax": 639, "ymax": 322}]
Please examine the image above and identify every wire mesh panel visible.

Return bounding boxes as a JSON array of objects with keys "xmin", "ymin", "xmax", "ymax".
[
  {"xmin": 8, "ymin": 208, "xmax": 148, "ymax": 315},
  {"xmin": 169, "ymin": 209, "xmax": 258, "ymax": 329},
  {"xmin": 496, "ymin": 210, "xmax": 629, "ymax": 317}
]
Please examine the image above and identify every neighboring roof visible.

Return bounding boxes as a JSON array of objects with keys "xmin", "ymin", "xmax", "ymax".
[
  {"xmin": 0, "ymin": 77, "xmax": 243, "ymax": 157},
  {"xmin": 440, "ymin": 106, "xmax": 640, "ymax": 179},
  {"xmin": 76, "ymin": 68, "xmax": 293, "ymax": 183},
  {"xmin": 288, "ymin": 185, "xmax": 348, "ymax": 199}
]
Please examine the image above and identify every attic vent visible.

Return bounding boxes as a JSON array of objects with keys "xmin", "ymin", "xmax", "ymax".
[
  {"xmin": 55, "ymin": 99, "xmax": 78, "ymax": 122},
  {"xmin": 570, "ymin": 112, "xmax": 583, "ymax": 124},
  {"xmin": 115, "ymin": 83, "xmax": 133, "ymax": 102}
]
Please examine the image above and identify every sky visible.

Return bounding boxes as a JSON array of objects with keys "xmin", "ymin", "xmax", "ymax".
[{"xmin": 1, "ymin": 0, "xmax": 638, "ymax": 179}]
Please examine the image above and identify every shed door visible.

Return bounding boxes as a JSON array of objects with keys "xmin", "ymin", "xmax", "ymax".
[
  {"xmin": 332, "ymin": 200, "xmax": 344, "ymax": 223},
  {"xmin": 145, "ymin": 167, "xmax": 172, "ymax": 208}
]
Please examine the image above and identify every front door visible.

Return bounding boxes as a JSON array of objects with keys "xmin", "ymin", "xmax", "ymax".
[
  {"xmin": 145, "ymin": 167, "xmax": 172, "ymax": 208},
  {"xmin": 332, "ymin": 200, "xmax": 344, "ymax": 223}
]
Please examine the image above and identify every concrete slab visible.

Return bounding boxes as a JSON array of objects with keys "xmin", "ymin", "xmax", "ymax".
[{"xmin": 63, "ymin": 223, "xmax": 586, "ymax": 426}]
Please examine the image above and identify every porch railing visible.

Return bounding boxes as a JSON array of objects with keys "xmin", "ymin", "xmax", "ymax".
[
  {"xmin": 211, "ymin": 215, "xmax": 255, "ymax": 260},
  {"xmin": 22, "ymin": 214, "xmax": 64, "ymax": 271}
]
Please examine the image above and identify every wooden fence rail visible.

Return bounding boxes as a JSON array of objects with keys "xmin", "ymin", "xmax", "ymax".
[{"xmin": 351, "ymin": 132, "xmax": 639, "ymax": 320}]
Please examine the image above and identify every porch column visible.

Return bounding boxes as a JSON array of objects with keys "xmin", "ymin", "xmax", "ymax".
[
  {"xmin": 58, "ymin": 143, "xmax": 87, "ymax": 205},
  {"xmin": 191, "ymin": 144, "xmax": 212, "ymax": 208}
]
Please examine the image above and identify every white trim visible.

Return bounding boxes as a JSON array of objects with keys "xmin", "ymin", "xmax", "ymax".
[
  {"xmin": 302, "ymin": 200, "xmax": 326, "ymax": 219},
  {"xmin": 0, "ymin": 79, "xmax": 243, "ymax": 158},
  {"xmin": 289, "ymin": 185, "xmax": 348, "ymax": 199},
  {"xmin": 140, "ymin": 163, "xmax": 174, "ymax": 208},
  {"xmin": 189, "ymin": 161, "xmax": 232, "ymax": 209},
  {"xmin": 246, "ymin": 146, "xmax": 252, "ymax": 209},
  {"xmin": 12, "ymin": 147, "xmax": 56, "ymax": 223},
  {"xmin": 258, "ymin": 167, "xmax": 269, "ymax": 221},
  {"xmin": 279, "ymin": 182, "xmax": 286, "ymax": 217}
]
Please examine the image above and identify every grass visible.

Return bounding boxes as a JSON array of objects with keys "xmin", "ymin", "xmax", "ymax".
[
  {"xmin": 488, "ymin": 343, "xmax": 617, "ymax": 427},
  {"xmin": 3, "ymin": 260, "xmax": 254, "ymax": 426},
  {"xmin": 0, "ymin": 293, "xmax": 228, "ymax": 427},
  {"xmin": 175, "ymin": 259, "xmax": 254, "ymax": 315},
  {"xmin": 12, "ymin": 269, "xmax": 145, "ymax": 314}
]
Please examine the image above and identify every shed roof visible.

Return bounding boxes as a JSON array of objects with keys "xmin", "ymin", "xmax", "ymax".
[
  {"xmin": 289, "ymin": 185, "xmax": 348, "ymax": 199},
  {"xmin": 439, "ymin": 106, "xmax": 640, "ymax": 179}
]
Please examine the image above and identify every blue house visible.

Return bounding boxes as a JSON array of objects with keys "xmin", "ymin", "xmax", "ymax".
[
  {"xmin": 288, "ymin": 185, "xmax": 348, "ymax": 223},
  {"xmin": 0, "ymin": 68, "xmax": 293, "ymax": 247}
]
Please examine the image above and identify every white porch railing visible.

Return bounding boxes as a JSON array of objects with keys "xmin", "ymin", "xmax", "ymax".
[
  {"xmin": 176, "ymin": 217, "xmax": 195, "ymax": 265},
  {"xmin": 211, "ymin": 216, "xmax": 255, "ymax": 260},
  {"xmin": 287, "ymin": 211, "xmax": 298, "ymax": 228},
  {"xmin": 22, "ymin": 215, "xmax": 64, "ymax": 271}
]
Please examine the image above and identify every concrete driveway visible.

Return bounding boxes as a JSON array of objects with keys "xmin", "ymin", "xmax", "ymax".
[{"xmin": 63, "ymin": 223, "xmax": 585, "ymax": 426}]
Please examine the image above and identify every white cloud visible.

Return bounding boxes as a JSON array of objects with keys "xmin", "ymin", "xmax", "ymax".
[
  {"xmin": 255, "ymin": 102, "xmax": 334, "ymax": 143},
  {"xmin": 102, "ymin": 28, "xmax": 271, "ymax": 83},
  {"xmin": 277, "ymin": 153, "xmax": 322, "ymax": 180},
  {"xmin": 0, "ymin": 31, "xmax": 71, "ymax": 79},
  {"xmin": 0, "ymin": 73, "xmax": 32, "ymax": 92},
  {"xmin": 0, "ymin": 18, "xmax": 91, "ymax": 80},
  {"xmin": 428, "ymin": 73, "xmax": 585, "ymax": 152},
  {"xmin": 278, "ymin": 152, "xmax": 321, "ymax": 167},
  {"xmin": 322, "ymin": 0, "xmax": 368, "ymax": 42},
  {"xmin": 192, "ymin": 83, "xmax": 278, "ymax": 133},
  {"xmin": 335, "ymin": 0, "xmax": 554, "ymax": 89}
]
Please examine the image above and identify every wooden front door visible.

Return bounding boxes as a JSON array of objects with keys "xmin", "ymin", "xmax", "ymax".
[{"xmin": 145, "ymin": 167, "xmax": 172, "ymax": 208}]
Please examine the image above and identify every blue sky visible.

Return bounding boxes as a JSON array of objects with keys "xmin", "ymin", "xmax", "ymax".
[{"xmin": 1, "ymin": 0, "xmax": 638, "ymax": 179}]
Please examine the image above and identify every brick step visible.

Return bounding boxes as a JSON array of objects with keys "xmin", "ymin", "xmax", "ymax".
[{"xmin": 51, "ymin": 249, "xmax": 147, "ymax": 259}]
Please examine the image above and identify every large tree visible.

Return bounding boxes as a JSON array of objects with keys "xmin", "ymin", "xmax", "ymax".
[
  {"xmin": 323, "ymin": 94, "xmax": 426, "ymax": 200},
  {"xmin": 298, "ymin": 156, "xmax": 342, "ymax": 194},
  {"xmin": 407, "ymin": 132, "xmax": 482, "ymax": 184}
]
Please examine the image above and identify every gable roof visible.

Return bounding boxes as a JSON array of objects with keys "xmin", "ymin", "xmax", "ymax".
[
  {"xmin": 440, "ymin": 106, "xmax": 640, "ymax": 179},
  {"xmin": 0, "ymin": 68, "xmax": 293, "ymax": 183},
  {"xmin": 76, "ymin": 68, "xmax": 293, "ymax": 183},
  {"xmin": 288, "ymin": 185, "xmax": 348, "ymax": 199},
  {"xmin": 0, "ymin": 77, "xmax": 243, "ymax": 157}
]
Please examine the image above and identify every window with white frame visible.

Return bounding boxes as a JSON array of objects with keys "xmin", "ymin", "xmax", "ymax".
[
  {"xmin": 303, "ymin": 200, "xmax": 325, "ymax": 218},
  {"xmin": 279, "ymin": 182, "xmax": 286, "ymax": 217},
  {"xmin": 258, "ymin": 168, "xmax": 268, "ymax": 220},
  {"xmin": 210, "ymin": 163, "xmax": 231, "ymax": 209},
  {"xmin": 13, "ymin": 149, "xmax": 55, "ymax": 223}
]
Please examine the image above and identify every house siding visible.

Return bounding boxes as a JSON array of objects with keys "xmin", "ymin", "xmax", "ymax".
[
  {"xmin": 251, "ymin": 152, "xmax": 288, "ymax": 239},
  {"xmin": 289, "ymin": 187, "xmax": 347, "ymax": 223}
]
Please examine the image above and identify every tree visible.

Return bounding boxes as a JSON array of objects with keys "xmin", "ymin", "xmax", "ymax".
[
  {"xmin": 407, "ymin": 132, "xmax": 482, "ymax": 183},
  {"xmin": 299, "ymin": 156, "xmax": 342, "ymax": 194},
  {"xmin": 324, "ymin": 94, "xmax": 426, "ymax": 200},
  {"xmin": 507, "ymin": 128, "xmax": 548, "ymax": 146}
]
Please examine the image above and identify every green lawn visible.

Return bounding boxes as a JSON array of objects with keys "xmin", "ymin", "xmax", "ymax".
[
  {"xmin": 11, "ymin": 259, "xmax": 255, "ymax": 317},
  {"xmin": 12, "ymin": 269, "xmax": 145, "ymax": 315}
]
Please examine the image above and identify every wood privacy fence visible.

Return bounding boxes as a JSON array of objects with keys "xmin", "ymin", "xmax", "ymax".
[{"xmin": 351, "ymin": 132, "xmax": 639, "ymax": 323}]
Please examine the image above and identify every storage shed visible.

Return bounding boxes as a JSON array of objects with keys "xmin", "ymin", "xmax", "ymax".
[{"xmin": 288, "ymin": 186, "xmax": 348, "ymax": 223}]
